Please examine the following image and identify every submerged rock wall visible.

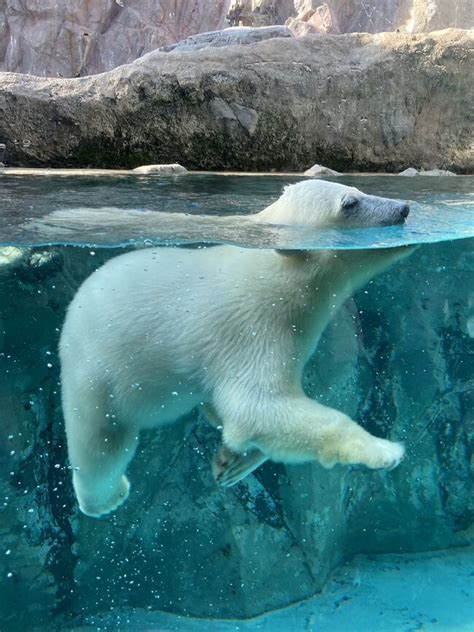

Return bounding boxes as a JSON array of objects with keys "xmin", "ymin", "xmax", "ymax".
[
  {"xmin": 0, "ymin": 29, "xmax": 472, "ymax": 172},
  {"xmin": 0, "ymin": 238, "xmax": 472, "ymax": 627}
]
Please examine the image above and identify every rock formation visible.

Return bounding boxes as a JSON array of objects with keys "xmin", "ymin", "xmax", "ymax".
[
  {"xmin": 0, "ymin": 0, "xmax": 231, "ymax": 77},
  {"xmin": 158, "ymin": 24, "xmax": 292, "ymax": 52},
  {"xmin": 0, "ymin": 1, "xmax": 472, "ymax": 77},
  {"xmin": 0, "ymin": 29, "xmax": 472, "ymax": 172},
  {"xmin": 287, "ymin": 0, "xmax": 474, "ymax": 35},
  {"xmin": 286, "ymin": 1, "xmax": 341, "ymax": 36}
]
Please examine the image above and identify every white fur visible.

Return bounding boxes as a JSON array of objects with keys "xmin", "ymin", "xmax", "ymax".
[
  {"xmin": 60, "ymin": 179, "xmax": 412, "ymax": 517},
  {"xmin": 257, "ymin": 180, "xmax": 409, "ymax": 227}
]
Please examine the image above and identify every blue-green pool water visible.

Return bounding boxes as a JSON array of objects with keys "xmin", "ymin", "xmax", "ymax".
[{"xmin": 1, "ymin": 175, "xmax": 473, "ymax": 248}]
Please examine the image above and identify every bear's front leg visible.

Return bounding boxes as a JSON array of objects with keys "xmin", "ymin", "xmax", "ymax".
[
  {"xmin": 216, "ymin": 394, "xmax": 404, "ymax": 472},
  {"xmin": 316, "ymin": 424, "xmax": 405, "ymax": 470}
]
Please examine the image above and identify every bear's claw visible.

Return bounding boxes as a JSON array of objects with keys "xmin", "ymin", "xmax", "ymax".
[
  {"xmin": 366, "ymin": 439, "xmax": 405, "ymax": 471},
  {"xmin": 213, "ymin": 446, "xmax": 267, "ymax": 487}
]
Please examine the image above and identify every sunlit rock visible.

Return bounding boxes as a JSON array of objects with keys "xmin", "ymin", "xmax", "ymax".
[
  {"xmin": 0, "ymin": 1, "xmax": 472, "ymax": 77},
  {"xmin": 303, "ymin": 163, "xmax": 341, "ymax": 176},
  {"xmin": 0, "ymin": 30, "xmax": 471, "ymax": 172},
  {"xmin": 0, "ymin": 0, "xmax": 231, "ymax": 77},
  {"xmin": 158, "ymin": 25, "xmax": 293, "ymax": 53},
  {"xmin": 400, "ymin": 167, "xmax": 457, "ymax": 176},
  {"xmin": 419, "ymin": 169, "xmax": 457, "ymax": 176},
  {"xmin": 133, "ymin": 163, "xmax": 188, "ymax": 175},
  {"xmin": 286, "ymin": 2, "xmax": 340, "ymax": 36}
]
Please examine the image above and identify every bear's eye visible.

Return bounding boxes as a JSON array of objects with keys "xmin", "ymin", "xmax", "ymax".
[{"xmin": 341, "ymin": 195, "xmax": 358, "ymax": 213}]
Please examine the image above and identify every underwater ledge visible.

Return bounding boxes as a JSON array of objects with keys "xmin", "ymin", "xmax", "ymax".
[
  {"xmin": 0, "ymin": 235, "xmax": 472, "ymax": 630},
  {"xmin": 67, "ymin": 546, "xmax": 474, "ymax": 632}
]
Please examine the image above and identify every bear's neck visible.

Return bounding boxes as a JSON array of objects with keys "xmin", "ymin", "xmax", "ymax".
[
  {"xmin": 271, "ymin": 250, "xmax": 354, "ymax": 354},
  {"xmin": 269, "ymin": 245, "xmax": 413, "ymax": 368},
  {"xmin": 275, "ymin": 247, "xmax": 401, "ymax": 292},
  {"xmin": 273, "ymin": 248, "xmax": 390, "ymax": 353}
]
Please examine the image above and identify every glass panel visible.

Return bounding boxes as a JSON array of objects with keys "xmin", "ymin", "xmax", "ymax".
[{"xmin": 0, "ymin": 176, "xmax": 472, "ymax": 630}]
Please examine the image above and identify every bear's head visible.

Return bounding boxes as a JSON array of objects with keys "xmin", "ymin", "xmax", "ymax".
[{"xmin": 256, "ymin": 180, "xmax": 409, "ymax": 228}]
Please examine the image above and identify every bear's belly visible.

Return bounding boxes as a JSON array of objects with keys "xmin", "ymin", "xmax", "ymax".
[{"xmin": 104, "ymin": 363, "xmax": 204, "ymax": 429}]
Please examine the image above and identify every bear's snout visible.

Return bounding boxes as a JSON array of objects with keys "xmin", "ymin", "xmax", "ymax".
[
  {"xmin": 395, "ymin": 201, "xmax": 410, "ymax": 223},
  {"xmin": 399, "ymin": 202, "xmax": 410, "ymax": 219}
]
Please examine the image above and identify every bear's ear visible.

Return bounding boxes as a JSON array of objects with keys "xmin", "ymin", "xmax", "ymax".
[{"xmin": 341, "ymin": 194, "xmax": 358, "ymax": 211}]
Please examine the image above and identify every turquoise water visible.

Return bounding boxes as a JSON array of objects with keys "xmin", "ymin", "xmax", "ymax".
[
  {"xmin": 0, "ymin": 175, "xmax": 473, "ymax": 631},
  {"xmin": 1, "ymin": 175, "xmax": 473, "ymax": 248}
]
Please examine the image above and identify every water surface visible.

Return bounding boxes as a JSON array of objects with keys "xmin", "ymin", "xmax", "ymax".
[{"xmin": 1, "ymin": 174, "xmax": 473, "ymax": 249}]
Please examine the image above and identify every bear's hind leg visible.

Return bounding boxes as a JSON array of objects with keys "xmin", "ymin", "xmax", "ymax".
[
  {"xmin": 201, "ymin": 403, "xmax": 267, "ymax": 486},
  {"xmin": 64, "ymin": 387, "xmax": 138, "ymax": 517},
  {"xmin": 213, "ymin": 445, "xmax": 268, "ymax": 487}
]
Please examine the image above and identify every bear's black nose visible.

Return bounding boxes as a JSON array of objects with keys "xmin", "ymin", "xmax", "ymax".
[{"xmin": 399, "ymin": 203, "xmax": 410, "ymax": 219}]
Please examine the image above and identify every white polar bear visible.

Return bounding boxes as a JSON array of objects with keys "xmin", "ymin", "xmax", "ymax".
[{"xmin": 60, "ymin": 179, "xmax": 412, "ymax": 518}]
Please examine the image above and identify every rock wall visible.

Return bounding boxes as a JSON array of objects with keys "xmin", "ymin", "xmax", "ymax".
[
  {"xmin": 0, "ymin": 29, "xmax": 472, "ymax": 172},
  {"xmin": 0, "ymin": 0, "xmax": 231, "ymax": 77},
  {"xmin": 288, "ymin": 0, "xmax": 473, "ymax": 34},
  {"xmin": 0, "ymin": 1, "xmax": 472, "ymax": 77},
  {"xmin": 0, "ymin": 238, "xmax": 472, "ymax": 628}
]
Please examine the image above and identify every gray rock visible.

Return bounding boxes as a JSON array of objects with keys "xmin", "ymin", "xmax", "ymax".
[
  {"xmin": 208, "ymin": 98, "xmax": 260, "ymax": 136},
  {"xmin": 0, "ymin": 1, "xmax": 472, "ymax": 77},
  {"xmin": 0, "ymin": 30, "xmax": 472, "ymax": 172},
  {"xmin": 157, "ymin": 26, "xmax": 293, "ymax": 53},
  {"xmin": 399, "ymin": 167, "xmax": 419, "ymax": 176},
  {"xmin": 304, "ymin": 163, "xmax": 341, "ymax": 176},
  {"xmin": 287, "ymin": 1, "xmax": 340, "ymax": 36},
  {"xmin": 132, "ymin": 163, "xmax": 188, "ymax": 175},
  {"xmin": 400, "ymin": 167, "xmax": 458, "ymax": 176},
  {"xmin": 419, "ymin": 168, "xmax": 457, "ymax": 176},
  {"xmin": 0, "ymin": 0, "xmax": 231, "ymax": 77}
]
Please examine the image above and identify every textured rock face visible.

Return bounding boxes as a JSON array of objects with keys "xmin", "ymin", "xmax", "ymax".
[
  {"xmin": 287, "ymin": 1, "xmax": 341, "ymax": 36},
  {"xmin": 158, "ymin": 24, "xmax": 292, "ymax": 52},
  {"xmin": 0, "ymin": 1, "xmax": 472, "ymax": 77},
  {"xmin": 288, "ymin": 0, "xmax": 474, "ymax": 40},
  {"xmin": 0, "ymin": 0, "xmax": 231, "ymax": 77},
  {"xmin": 0, "ymin": 237, "xmax": 472, "ymax": 627},
  {"xmin": 297, "ymin": 0, "xmax": 474, "ymax": 34},
  {"xmin": 0, "ymin": 29, "xmax": 472, "ymax": 172}
]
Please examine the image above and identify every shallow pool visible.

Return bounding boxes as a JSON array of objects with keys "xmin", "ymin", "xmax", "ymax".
[{"xmin": 0, "ymin": 175, "xmax": 473, "ymax": 631}]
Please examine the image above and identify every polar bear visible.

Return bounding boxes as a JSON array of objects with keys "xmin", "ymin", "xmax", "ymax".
[{"xmin": 60, "ymin": 179, "xmax": 412, "ymax": 518}]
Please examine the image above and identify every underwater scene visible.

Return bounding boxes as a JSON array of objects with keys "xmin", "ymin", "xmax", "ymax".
[{"xmin": 0, "ymin": 175, "xmax": 473, "ymax": 632}]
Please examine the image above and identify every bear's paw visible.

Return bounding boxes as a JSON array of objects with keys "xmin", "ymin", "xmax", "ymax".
[{"xmin": 76, "ymin": 475, "xmax": 131, "ymax": 518}]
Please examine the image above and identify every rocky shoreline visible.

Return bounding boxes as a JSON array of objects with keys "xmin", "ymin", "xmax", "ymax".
[
  {"xmin": 1, "ymin": 167, "xmax": 466, "ymax": 177},
  {"xmin": 0, "ymin": 28, "xmax": 472, "ymax": 173}
]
